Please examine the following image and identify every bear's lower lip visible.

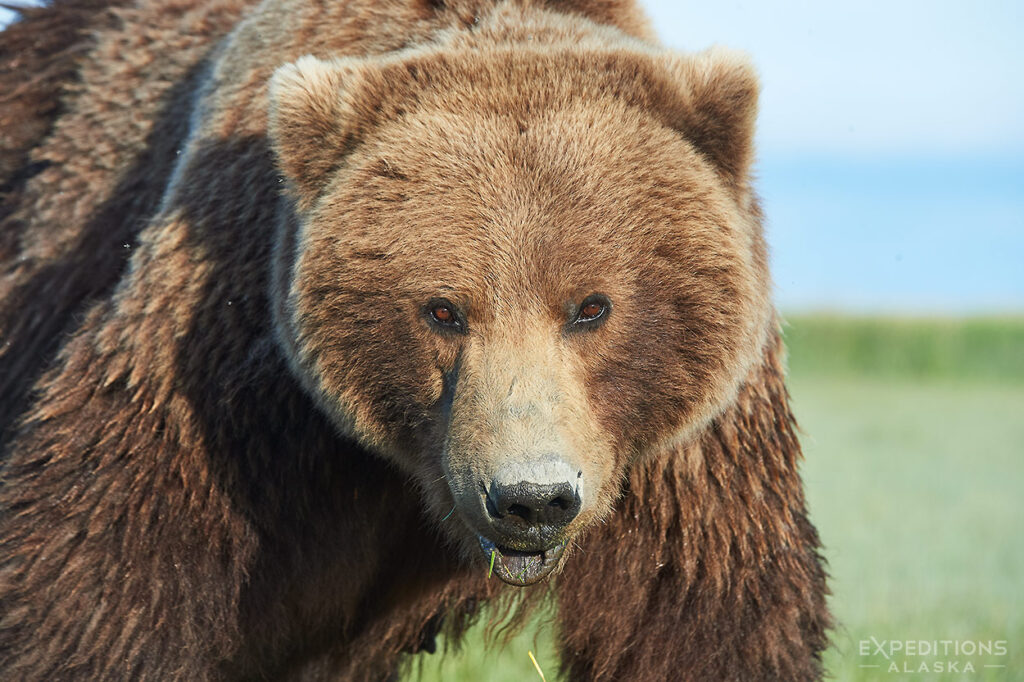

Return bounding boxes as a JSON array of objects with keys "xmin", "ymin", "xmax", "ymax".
[{"xmin": 477, "ymin": 535, "xmax": 566, "ymax": 586}]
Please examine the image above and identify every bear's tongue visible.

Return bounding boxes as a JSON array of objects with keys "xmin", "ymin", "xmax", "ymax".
[{"xmin": 478, "ymin": 536, "xmax": 566, "ymax": 586}]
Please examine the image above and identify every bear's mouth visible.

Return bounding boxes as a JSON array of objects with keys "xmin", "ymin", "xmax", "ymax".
[{"xmin": 477, "ymin": 535, "xmax": 566, "ymax": 586}]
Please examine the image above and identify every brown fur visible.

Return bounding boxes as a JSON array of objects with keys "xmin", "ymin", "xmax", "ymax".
[
  {"xmin": 0, "ymin": 1, "xmax": 830, "ymax": 679},
  {"xmin": 0, "ymin": 0, "xmax": 127, "ymax": 432},
  {"xmin": 0, "ymin": 1, "xmax": 121, "ymax": 186}
]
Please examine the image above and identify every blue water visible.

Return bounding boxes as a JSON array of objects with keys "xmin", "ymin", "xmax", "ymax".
[{"xmin": 757, "ymin": 155, "xmax": 1024, "ymax": 313}]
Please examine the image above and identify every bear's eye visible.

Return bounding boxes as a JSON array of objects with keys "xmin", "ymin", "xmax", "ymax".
[
  {"xmin": 573, "ymin": 294, "xmax": 611, "ymax": 327},
  {"xmin": 426, "ymin": 299, "xmax": 465, "ymax": 333}
]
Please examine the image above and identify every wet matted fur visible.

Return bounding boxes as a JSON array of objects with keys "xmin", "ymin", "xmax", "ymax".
[{"xmin": 0, "ymin": 1, "xmax": 830, "ymax": 679}]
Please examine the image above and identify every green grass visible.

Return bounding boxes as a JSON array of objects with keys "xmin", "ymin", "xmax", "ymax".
[
  {"xmin": 782, "ymin": 315, "xmax": 1024, "ymax": 382},
  {"xmin": 409, "ymin": 618, "xmax": 560, "ymax": 682},
  {"xmin": 795, "ymin": 375, "xmax": 1023, "ymax": 680},
  {"xmin": 407, "ymin": 316, "xmax": 1024, "ymax": 681}
]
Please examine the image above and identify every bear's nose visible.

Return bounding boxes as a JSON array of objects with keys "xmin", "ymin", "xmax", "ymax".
[{"xmin": 485, "ymin": 478, "xmax": 581, "ymax": 544}]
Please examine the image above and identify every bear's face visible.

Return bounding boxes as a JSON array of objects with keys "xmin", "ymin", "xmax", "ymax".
[{"xmin": 269, "ymin": 47, "xmax": 771, "ymax": 584}]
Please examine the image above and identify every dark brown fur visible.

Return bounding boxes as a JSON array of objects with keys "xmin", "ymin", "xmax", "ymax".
[
  {"xmin": 558, "ymin": 335, "xmax": 830, "ymax": 680},
  {"xmin": 0, "ymin": 0, "xmax": 126, "ymax": 433},
  {"xmin": 0, "ymin": 1, "xmax": 829, "ymax": 679},
  {"xmin": 0, "ymin": 1, "xmax": 119, "ymax": 185}
]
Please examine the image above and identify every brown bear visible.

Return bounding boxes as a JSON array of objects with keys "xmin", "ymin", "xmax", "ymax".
[{"xmin": 0, "ymin": 0, "xmax": 830, "ymax": 679}]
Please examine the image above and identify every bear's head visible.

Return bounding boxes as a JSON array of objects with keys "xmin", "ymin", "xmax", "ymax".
[{"xmin": 268, "ymin": 43, "xmax": 771, "ymax": 585}]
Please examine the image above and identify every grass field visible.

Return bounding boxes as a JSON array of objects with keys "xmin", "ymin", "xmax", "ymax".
[{"xmin": 406, "ymin": 316, "xmax": 1024, "ymax": 681}]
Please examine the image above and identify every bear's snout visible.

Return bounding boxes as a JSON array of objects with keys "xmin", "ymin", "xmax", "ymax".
[
  {"xmin": 484, "ymin": 462, "xmax": 582, "ymax": 547},
  {"xmin": 482, "ymin": 459, "xmax": 582, "ymax": 548}
]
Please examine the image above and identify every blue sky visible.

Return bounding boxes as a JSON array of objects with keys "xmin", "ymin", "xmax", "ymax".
[
  {"xmin": 641, "ymin": 1, "xmax": 1024, "ymax": 159},
  {"xmin": 3, "ymin": 2, "xmax": 1022, "ymax": 311},
  {"xmin": 644, "ymin": 1, "xmax": 1024, "ymax": 312}
]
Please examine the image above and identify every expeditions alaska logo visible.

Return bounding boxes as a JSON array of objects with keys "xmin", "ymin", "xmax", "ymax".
[{"xmin": 859, "ymin": 637, "xmax": 1008, "ymax": 674}]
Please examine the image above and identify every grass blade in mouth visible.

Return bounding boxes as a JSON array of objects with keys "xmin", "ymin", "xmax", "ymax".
[{"xmin": 476, "ymin": 535, "xmax": 567, "ymax": 586}]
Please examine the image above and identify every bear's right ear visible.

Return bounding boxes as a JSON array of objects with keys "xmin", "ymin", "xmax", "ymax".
[
  {"xmin": 268, "ymin": 55, "xmax": 372, "ymax": 211},
  {"xmin": 657, "ymin": 47, "xmax": 760, "ymax": 189}
]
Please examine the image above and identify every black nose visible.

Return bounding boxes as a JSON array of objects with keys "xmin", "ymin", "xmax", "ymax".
[{"xmin": 486, "ymin": 480, "xmax": 581, "ymax": 534}]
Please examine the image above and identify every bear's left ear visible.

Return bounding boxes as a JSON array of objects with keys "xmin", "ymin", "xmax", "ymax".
[
  {"xmin": 657, "ymin": 48, "xmax": 760, "ymax": 187},
  {"xmin": 268, "ymin": 55, "xmax": 377, "ymax": 210}
]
